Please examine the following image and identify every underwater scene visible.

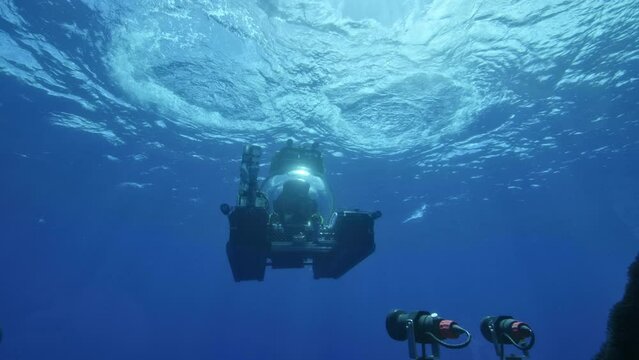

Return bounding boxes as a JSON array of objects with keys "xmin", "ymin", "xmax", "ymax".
[{"xmin": 1, "ymin": 1, "xmax": 638, "ymax": 359}]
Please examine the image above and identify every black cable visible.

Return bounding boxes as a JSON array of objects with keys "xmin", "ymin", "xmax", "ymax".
[
  {"xmin": 424, "ymin": 327, "xmax": 472, "ymax": 349},
  {"xmin": 503, "ymin": 330, "xmax": 535, "ymax": 351}
]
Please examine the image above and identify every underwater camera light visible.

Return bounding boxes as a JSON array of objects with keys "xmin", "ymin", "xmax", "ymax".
[
  {"xmin": 386, "ymin": 309, "xmax": 471, "ymax": 359},
  {"xmin": 480, "ymin": 315, "xmax": 535, "ymax": 359}
]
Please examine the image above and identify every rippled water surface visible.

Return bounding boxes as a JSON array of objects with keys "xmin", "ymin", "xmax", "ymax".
[{"xmin": 3, "ymin": 1, "xmax": 638, "ymax": 160}]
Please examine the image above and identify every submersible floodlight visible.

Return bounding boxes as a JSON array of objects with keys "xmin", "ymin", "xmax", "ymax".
[
  {"xmin": 480, "ymin": 315, "xmax": 535, "ymax": 360},
  {"xmin": 386, "ymin": 309, "xmax": 472, "ymax": 359}
]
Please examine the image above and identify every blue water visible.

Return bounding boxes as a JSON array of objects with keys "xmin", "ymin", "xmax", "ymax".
[{"xmin": 1, "ymin": 1, "xmax": 638, "ymax": 359}]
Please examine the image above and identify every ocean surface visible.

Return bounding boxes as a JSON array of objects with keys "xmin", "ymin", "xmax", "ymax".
[{"xmin": 1, "ymin": 1, "xmax": 638, "ymax": 359}]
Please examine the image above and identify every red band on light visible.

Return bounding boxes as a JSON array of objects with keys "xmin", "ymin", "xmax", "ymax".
[
  {"xmin": 439, "ymin": 320, "xmax": 460, "ymax": 339},
  {"xmin": 510, "ymin": 321, "xmax": 531, "ymax": 341}
]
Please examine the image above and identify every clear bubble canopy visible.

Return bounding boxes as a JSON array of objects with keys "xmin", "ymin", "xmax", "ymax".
[{"xmin": 261, "ymin": 167, "xmax": 334, "ymax": 220}]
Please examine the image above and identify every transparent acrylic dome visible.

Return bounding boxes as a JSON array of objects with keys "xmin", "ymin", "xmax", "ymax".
[{"xmin": 261, "ymin": 168, "xmax": 333, "ymax": 219}]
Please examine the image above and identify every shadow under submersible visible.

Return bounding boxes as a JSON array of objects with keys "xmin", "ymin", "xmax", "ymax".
[{"xmin": 220, "ymin": 140, "xmax": 381, "ymax": 281}]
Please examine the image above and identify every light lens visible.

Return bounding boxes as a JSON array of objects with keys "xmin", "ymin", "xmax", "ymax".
[{"xmin": 290, "ymin": 168, "xmax": 311, "ymax": 177}]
